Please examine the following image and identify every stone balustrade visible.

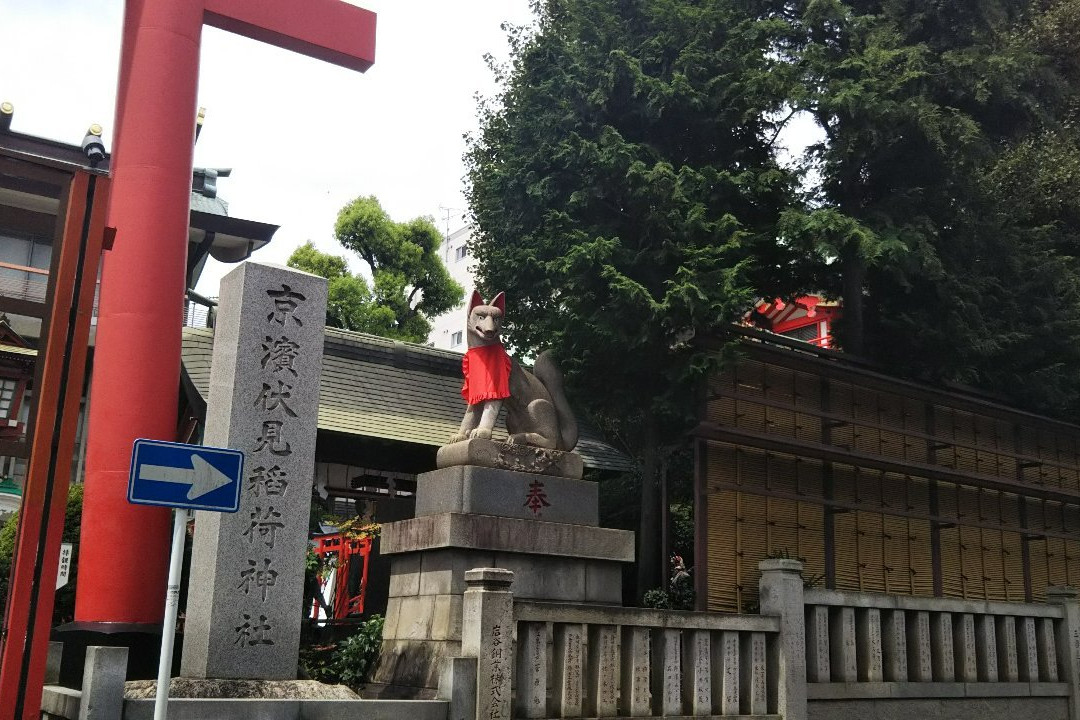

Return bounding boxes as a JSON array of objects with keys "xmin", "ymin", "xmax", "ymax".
[
  {"xmin": 510, "ymin": 601, "xmax": 781, "ymax": 718},
  {"xmin": 802, "ymin": 587, "xmax": 1064, "ymax": 686},
  {"xmin": 452, "ymin": 563, "xmax": 1080, "ymax": 720}
]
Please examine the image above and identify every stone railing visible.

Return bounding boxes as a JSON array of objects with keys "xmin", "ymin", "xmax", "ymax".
[
  {"xmin": 449, "ymin": 563, "xmax": 1080, "ymax": 720},
  {"xmin": 802, "ymin": 587, "xmax": 1065, "ymax": 686},
  {"xmin": 449, "ymin": 567, "xmax": 788, "ymax": 720},
  {"xmin": 767, "ymin": 560, "xmax": 1080, "ymax": 719},
  {"xmin": 513, "ymin": 601, "xmax": 779, "ymax": 718}
]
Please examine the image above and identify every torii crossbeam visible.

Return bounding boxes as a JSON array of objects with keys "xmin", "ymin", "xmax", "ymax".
[{"xmin": 0, "ymin": 1, "xmax": 375, "ymax": 716}]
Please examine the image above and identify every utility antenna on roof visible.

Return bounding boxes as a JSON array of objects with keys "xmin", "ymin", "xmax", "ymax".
[{"xmin": 438, "ymin": 206, "xmax": 463, "ymax": 261}]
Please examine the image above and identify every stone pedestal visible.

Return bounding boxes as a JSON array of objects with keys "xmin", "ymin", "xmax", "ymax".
[
  {"xmin": 436, "ymin": 438, "xmax": 584, "ymax": 479},
  {"xmin": 371, "ymin": 462, "xmax": 635, "ymax": 697}
]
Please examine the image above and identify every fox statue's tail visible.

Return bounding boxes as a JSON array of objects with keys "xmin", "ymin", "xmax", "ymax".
[{"xmin": 532, "ymin": 350, "xmax": 579, "ymax": 451}]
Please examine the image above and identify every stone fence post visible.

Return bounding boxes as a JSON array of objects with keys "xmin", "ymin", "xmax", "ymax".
[
  {"xmin": 1048, "ymin": 586, "xmax": 1080, "ymax": 720},
  {"xmin": 79, "ymin": 645, "xmax": 128, "ymax": 720},
  {"xmin": 461, "ymin": 568, "xmax": 515, "ymax": 720},
  {"xmin": 758, "ymin": 559, "xmax": 807, "ymax": 720}
]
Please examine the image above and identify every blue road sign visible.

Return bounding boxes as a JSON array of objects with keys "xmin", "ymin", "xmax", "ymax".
[{"xmin": 128, "ymin": 439, "xmax": 245, "ymax": 513}]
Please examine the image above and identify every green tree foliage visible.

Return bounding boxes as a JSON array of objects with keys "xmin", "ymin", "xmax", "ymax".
[
  {"xmin": 782, "ymin": 0, "xmax": 1080, "ymax": 415},
  {"xmin": 466, "ymin": 0, "xmax": 808, "ymax": 595},
  {"xmin": 0, "ymin": 484, "xmax": 83, "ymax": 624},
  {"xmin": 287, "ymin": 197, "xmax": 463, "ymax": 343}
]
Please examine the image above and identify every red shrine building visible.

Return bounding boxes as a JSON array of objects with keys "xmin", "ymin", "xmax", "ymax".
[{"xmin": 748, "ymin": 295, "xmax": 841, "ymax": 349}]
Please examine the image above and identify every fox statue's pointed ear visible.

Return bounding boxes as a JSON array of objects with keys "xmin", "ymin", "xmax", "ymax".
[
  {"xmin": 468, "ymin": 290, "xmax": 484, "ymax": 313},
  {"xmin": 491, "ymin": 292, "xmax": 506, "ymax": 314}
]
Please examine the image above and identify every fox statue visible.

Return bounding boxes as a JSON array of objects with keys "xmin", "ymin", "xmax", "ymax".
[{"xmin": 450, "ymin": 291, "xmax": 578, "ymax": 451}]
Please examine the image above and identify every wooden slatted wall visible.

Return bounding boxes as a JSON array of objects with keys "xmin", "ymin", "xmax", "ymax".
[
  {"xmin": 705, "ymin": 443, "xmax": 824, "ymax": 613},
  {"xmin": 701, "ymin": 347, "xmax": 1080, "ymax": 610}
]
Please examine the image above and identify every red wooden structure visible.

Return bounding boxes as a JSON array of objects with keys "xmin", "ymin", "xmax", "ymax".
[
  {"xmin": 310, "ymin": 533, "xmax": 371, "ymax": 621},
  {"xmin": 752, "ymin": 295, "xmax": 841, "ymax": 349},
  {"xmin": 0, "ymin": 151, "xmax": 112, "ymax": 719},
  {"xmin": 75, "ymin": 0, "xmax": 376, "ymax": 638}
]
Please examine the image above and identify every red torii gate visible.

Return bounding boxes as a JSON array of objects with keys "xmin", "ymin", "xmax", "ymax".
[{"xmin": 0, "ymin": 1, "xmax": 375, "ymax": 716}]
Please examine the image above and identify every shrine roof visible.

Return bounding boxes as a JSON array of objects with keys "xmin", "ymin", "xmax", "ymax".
[
  {"xmin": 180, "ymin": 326, "xmax": 633, "ymax": 473},
  {"xmin": 0, "ymin": 344, "xmax": 36, "ymax": 357},
  {"xmin": 0, "ymin": 128, "xmax": 276, "ymax": 267}
]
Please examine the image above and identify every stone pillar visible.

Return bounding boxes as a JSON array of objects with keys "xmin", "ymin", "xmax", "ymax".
[
  {"xmin": 830, "ymin": 607, "xmax": 857, "ymax": 682},
  {"xmin": 181, "ymin": 262, "xmax": 327, "ymax": 680},
  {"xmin": 930, "ymin": 613, "xmax": 956, "ymax": 681},
  {"xmin": 1038, "ymin": 616, "xmax": 1060, "ymax": 682},
  {"xmin": 759, "ymin": 559, "xmax": 806, "ymax": 720},
  {"xmin": 516, "ymin": 622, "xmax": 549, "ymax": 718},
  {"xmin": 620, "ymin": 627, "xmax": 652, "ymax": 717},
  {"xmin": 587, "ymin": 625, "xmax": 620, "ymax": 718},
  {"xmin": 805, "ymin": 606, "xmax": 830, "ymax": 683},
  {"xmin": 996, "ymin": 615, "xmax": 1019, "ymax": 682},
  {"xmin": 438, "ymin": 656, "xmax": 477, "ymax": 720},
  {"xmin": 681, "ymin": 630, "xmax": 711, "ymax": 716},
  {"xmin": 1018, "ymin": 617, "xmax": 1041, "ymax": 682},
  {"xmin": 45, "ymin": 641, "xmax": 63, "ymax": 685},
  {"xmin": 907, "ymin": 611, "xmax": 933, "ymax": 682},
  {"xmin": 975, "ymin": 615, "xmax": 999, "ymax": 682},
  {"xmin": 554, "ymin": 623, "xmax": 585, "ymax": 717},
  {"xmin": 79, "ymin": 646, "xmax": 128, "ymax": 720},
  {"xmin": 741, "ymin": 632, "xmax": 768, "ymax": 715},
  {"xmin": 715, "ymin": 630, "xmax": 740, "ymax": 715},
  {"xmin": 651, "ymin": 629, "xmax": 682, "ymax": 716},
  {"xmin": 1047, "ymin": 587, "xmax": 1080, "ymax": 720},
  {"xmin": 857, "ymin": 608, "xmax": 884, "ymax": 682},
  {"xmin": 462, "ymin": 568, "xmax": 515, "ymax": 720},
  {"xmin": 882, "ymin": 610, "xmax": 908, "ymax": 681},
  {"xmin": 954, "ymin": 613, "xmax": 979, "ymax": 682}
]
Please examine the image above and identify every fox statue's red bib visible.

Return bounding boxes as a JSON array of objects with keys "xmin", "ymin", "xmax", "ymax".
[
  {"xmin": 450, "ymin": 291, "xmax": 578, "ymax": 451},
  {"xmin": 461, "ymin": 344, "xmax": 512, "ymax": 404}
]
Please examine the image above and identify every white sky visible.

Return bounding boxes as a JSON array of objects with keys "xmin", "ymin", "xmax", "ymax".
[{"xmin": 1, "ymin": 0, "xmax": 534, "ymax": 295}]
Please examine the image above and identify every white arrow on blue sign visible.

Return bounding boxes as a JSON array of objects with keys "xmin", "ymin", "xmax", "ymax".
[{"xmin": 128, "ymin": 439, "xmax": 245, "ymax": 513}]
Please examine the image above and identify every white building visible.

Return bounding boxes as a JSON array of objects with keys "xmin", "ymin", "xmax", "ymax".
[{"xmin": 428, "ymin": 223, "xmax": 477, "ymax": 351}]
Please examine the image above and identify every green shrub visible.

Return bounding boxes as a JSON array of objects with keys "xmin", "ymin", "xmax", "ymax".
[
  {"xmin": 299, "ymin": 614, "xmax": 384, "ymax": 690},
  {"xmin": 335, "ymin": 615, "xmax": 384, "ymax": 687}
]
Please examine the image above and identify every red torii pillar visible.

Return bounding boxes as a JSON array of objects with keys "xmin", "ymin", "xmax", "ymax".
[{"xmin": 74, "ymin": 0, "xmax": 375, "ymax": 635}]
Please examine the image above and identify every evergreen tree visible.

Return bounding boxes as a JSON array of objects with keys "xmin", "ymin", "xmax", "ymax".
[
  {"xmin": 466, "ymin": 0, "xmax": 807, "ymax": 596},
  {"xmin": 784, "ymin": 0, "xmax": 1080, "ymax": 414}
]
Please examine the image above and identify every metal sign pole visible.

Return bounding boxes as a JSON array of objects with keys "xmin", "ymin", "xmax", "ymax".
[{"xmin": 154, "ymin": 508, "xmax": 189, "ymax": 720}]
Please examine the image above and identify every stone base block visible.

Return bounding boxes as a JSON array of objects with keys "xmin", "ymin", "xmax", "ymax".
[
  {"xmin": 120, "ymin": 697, "xmax": 450, "ymax": 720},
  {"xmin": 436, "ymin": 438, "xmax": 583, "ymax": 479},
  {"xmin": 370, "ymin": 639, "xmax": 460, "ymax": 697},
  {"xmin": 384, "ymin": 554, "xmax": 622, "ymax": 622},
  {"xmin": 376, "ymin": 511, "xmax": 633, "ymax": 697},
  {"xmin": 415, "ymin": 465, "xmax": 598, "ymax": 525},
  {"xmin": 123, "ymin": 678, "xmax": 358, "ymax": 699},
  {"xmin": 381, "ymin": 512, "xmax": 634, "ymax": 561},
  {"xmin": 384, "ymin": 593, "xmax": 465, "ymax": 642}
]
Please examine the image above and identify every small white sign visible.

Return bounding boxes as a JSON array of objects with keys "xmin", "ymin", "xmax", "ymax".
[{"xmin": 56, "ymin": 542, "xmax": 72, "ymax": 590}]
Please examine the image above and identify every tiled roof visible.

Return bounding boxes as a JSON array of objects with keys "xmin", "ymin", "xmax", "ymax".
[
  {"xmin": 189, "ymin": 191, "xmax": 229, "ymax": 216},
  {"xmin": 181, "ymin": 326, "xmax": 633, "ymax": 472}
]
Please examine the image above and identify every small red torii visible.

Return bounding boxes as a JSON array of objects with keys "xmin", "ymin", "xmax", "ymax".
[{"xmin": 0, "ymin": 1, "xmax": 375, "ymax": 716}]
